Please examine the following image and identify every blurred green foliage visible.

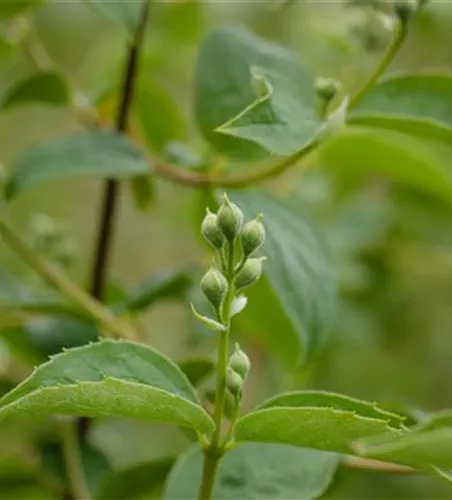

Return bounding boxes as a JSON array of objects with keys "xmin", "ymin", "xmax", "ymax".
[{"xmin": 1, "ymin": 0, "xmax": 452, "ymax": 498}]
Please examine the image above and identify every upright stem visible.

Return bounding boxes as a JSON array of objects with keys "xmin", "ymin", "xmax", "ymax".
[
  {"xmin": 90, "ymin": 0, "xmax": 151, "ymax": 299},
  {"xmin": 198, "ymin": 242, "xmax": 235, "ymax": 500}
]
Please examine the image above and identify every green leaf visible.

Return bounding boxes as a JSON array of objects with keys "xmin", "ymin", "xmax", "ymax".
[
  {"xmin": 137, "ymin": 81, "xmax": 186, "ymax": 152},
  {"xmin": 0, "ymin": 340, "xmax": 214, "ymax": 434},
  {"xmin": 86, "ymin": 0, "xmax": 145, "ymax": 33},
  {"xmin": 355, "ymin": 427, "xmax": 452, "ymax": 470},
  {"xmin": 129, "ymin": 174, "xmax": 154, "ymax": 212},
  {"xmin": 231, "ymin": 190, "xmax": 336, "ymax": 365},
  {"xmin": 0, "ymin": 0, "xmax": 45, "ymax": 19},
  {"xmin": 195, "ymin": 27, "xmax": 321, "ymax": 159},
  {"xmin": 235, "ymin": 407, "xmax": 400, "ymax": 454},
  {"xmin": 257, "ymin": 391, "xmax": 405, "ymax": 427},
  {"xmin": 97, "ymin": 457, "xmax": 174, "ymax": 500},
  {"xmin": 5, "ymin": 130, "xmax": 149, "ymax": 199},
  {"xmin": 319, "ymin": 126, "xmax": 452, "ymax": 204},
  {"xmin": 0, "ymin": 72, "xmax": 69, "ymax": 110},
  {"xmin": 350, "ymin": 73, "xmax": 452, "ymax": 144},
  {"xmin": 115, "ymin": 267, "xmax": 194, "ymax": 313},
  {"xmin": 177, "ymin": 358, "xmax": 215, "ymax": 387},
  {"xmin": 164, "ymin": 443, "xmax": 339, "ymax": 499}
]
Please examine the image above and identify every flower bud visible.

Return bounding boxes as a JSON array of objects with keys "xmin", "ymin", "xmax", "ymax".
[
  {"xmin": 315, "ymin": 77, "xmax": 341, "ymax": 103},
  {"xmin": 234, "ymin": 257, "xmax": 266, "ymax": 290},
  {"xmin": 226, "ymin": 367, "xmax": 243, "ymax": 398},
  {"xmin": 200, "ymin": 268, "xmax": 228, "ymax": 309},
  {"xmin": 393, "ymin": 0, "xmax": 417, "ymax": 24},
  {"xmin": 241, "ymin": 216, "xmax": 265, "ymax": 256},
  {"xmin": 201, "ymin": 209, "xmax": 224, "ymax": 249},
  {"xmin": 229, "ymin": 343, "xmax": 251, "ymax": 380},
  {"xmin": 217, "ymin": 194, "xmax": 244, "ymax": 242}
]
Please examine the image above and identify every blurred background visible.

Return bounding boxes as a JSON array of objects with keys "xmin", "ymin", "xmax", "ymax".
[{"xmin": 2, "ymin": 0, "xmax": 452, "ymax": 498}]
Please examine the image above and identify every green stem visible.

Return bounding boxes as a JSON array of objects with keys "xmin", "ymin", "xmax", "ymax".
[
  {"xmin": 59, "ymin": 419, "xmax": 91, "ymax": 500},
  {"xmin": 0, "ymin": 216, "xmax": 136, "ymax": 340},
  {"xmin": 348, "ymin": 21, "xmax": 406, "ymax": 110},
  {"xmin": 198, "ymin": 241, "xmax": 235, "ymax": 499}
]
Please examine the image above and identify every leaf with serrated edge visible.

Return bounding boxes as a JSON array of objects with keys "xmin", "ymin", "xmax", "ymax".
[
  {"xmin": 234, "ymin": 407, "xmax": 400, "ymax": 454},
  {"xmin": 0, "ymin": 340, "xmax": 213, "ymax": 434},
  {"xmin": 256, "ymin": 391, "xmax": 404, "ymax": 428}
]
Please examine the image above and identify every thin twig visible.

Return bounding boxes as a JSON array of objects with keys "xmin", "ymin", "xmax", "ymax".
[
  {"xmin": 59, "ymin": 419, "xmax": 92, "ymax": 500},
  {"xmin": 90, "ymin": 0, "xmax": 151, "ymax": 300},
  {"xmin": 348, "ymin": 21, "xmax": 407, "ymax": 110}
]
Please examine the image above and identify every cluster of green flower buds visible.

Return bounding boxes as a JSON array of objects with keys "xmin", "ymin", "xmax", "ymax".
[
  {"xmin": 226, "ymin": 343, "xmax": 251, "ymax": 400},
  {"xmin": 196, "ymin": 194, "xmax": 266, "ymax": 325}
]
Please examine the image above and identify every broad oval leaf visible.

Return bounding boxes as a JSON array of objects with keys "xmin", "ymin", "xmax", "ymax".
[
  {"xmin": 319, "ymin": 126, "xmax": 452, "ymax": 204},
  {"xmin": 257, "ymin": 391, "xmax": 404, "ymax": 427},
  {"xmin": 0, "ymin": 72, "xmax": 69, "ymax": 110},
  {"xmin": 98, "ymin": 457, "xmax": 174, "ymax": 500},
  {"xmin": 164, "ymin": 443, "xmax": 339, "ymax": 499},
  {"xmin": 5, "ymin": 130, "xmax": 149, "ymax": 199},
  {"xmin": 231, "ymin": 190, "xmax": 336, "ymax": 365},
  {"xmin": 355, "ymin": 427, "xmax": 452, "ymax": 470},
  {"xmin": 351, "ymin": 73, "xmax": 452, "ymax": 144},
  {"xmin": 0, "ymin": 340, "xmax": 214, "ymax": 434},
  {"xmin": 195, "ymin": 27, "xmax": 321, "ymax": 159},
  {"xmin": 235, "ymin": 407, "xmax": 400, "ymax": 454}
]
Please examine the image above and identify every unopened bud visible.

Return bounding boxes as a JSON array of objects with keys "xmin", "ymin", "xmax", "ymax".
[
  {"xmin": 226, "ymin": 367, "xmax": 243, "ymax": 398},
  {"xmin": 217, "ymin": 194, "xmax": 244, "ymax": 242},
  {"xmin": 315, "ymin": 77, "xmax": 341, "ymax": 103},
  {"xmin": 200, "ymin": 268, "xmax": 228, "ymax": 309},
  {"xmin": 234, "ymin": 257, "xmax": 266, "ymax": 290},
  {"xmin": 241, "ymin": 216, "xmax": 265, "ymax": 256},
  {"xmin": 201, "ymin": 209, "xmax": 224, "ymax": 249},
  {"xmin": 229, "ymin": 343, "xmax": 251, "ymax": 380},
  {"xmin": 394, "ymin": 0, "xmax": 417, "ymax": 24}
]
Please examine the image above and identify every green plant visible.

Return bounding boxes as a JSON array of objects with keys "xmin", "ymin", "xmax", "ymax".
[{"xmin": 2, "ymin": 0, "xmax": 452, "ymax": 498}]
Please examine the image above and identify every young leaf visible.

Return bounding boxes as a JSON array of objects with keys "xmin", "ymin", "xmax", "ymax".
[
  {"xmin": 0, "ymin": 72, "xmax": 69, "ymax": 110},
  {"xmin": 355, "ymin": 427, "xmax": 452, "ymax": 470},
  {"xmin": 319, "ymin": 127, "xmax": 452, "ymax": 204},
  {"xmin": 164, "ymin": 443, "xmax": 339, "ymax": 499},
  {"xmin": 230, "ymin": 295, "xmax": 247, "ymax": 317},
  {"xmin": 234, "ymin": 407, "xmax": 400, "ymax": 454},
  {"xmin": 195, "ymin": 27, "xmax": 321, "ymax": 159},
  {"xmin": 0, "ymin": 340, "xmax": 214, "ymax": 434},
  {"xmin": 5, "ymin": 130, "xmax": 149, "ymax": 200},
  {"xmin": 115, "ymin": 267, "xmax": 194, "ymax": 313},
  {"xmin": 231, "ymin": 190, "xmax": 336, "ymax": 365},
  {"xmin": 97, "ymin": 457, "xmax": 174, "ymax": 500},
  {"xmin": 256, "ymin": 391, "xmax": 405, "ymax": 427},
  {"xmin": 129, "ymin": 174, "xmax": 154, "ymax": 212},
  {"xmin": 350, "ymin": 73, "xmax": 452, "ymax": 144}
]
